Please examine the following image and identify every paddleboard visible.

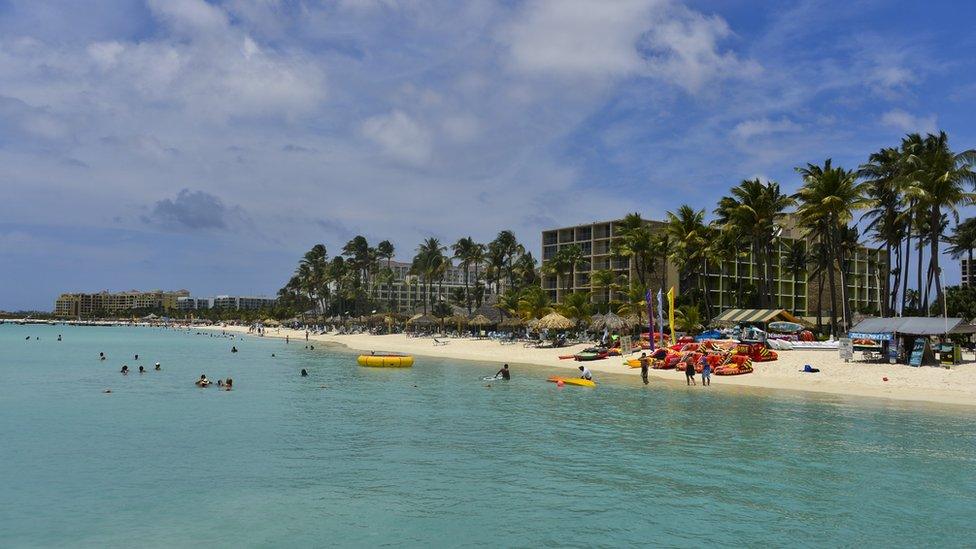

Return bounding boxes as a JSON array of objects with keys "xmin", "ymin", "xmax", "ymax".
[
  {"xmin": 481, "ymin": 374, "xmax": 503, "ymax": 381},
  {"xmin": 547, "ymin": 376, "xmax": 596, "ymax": 388}
]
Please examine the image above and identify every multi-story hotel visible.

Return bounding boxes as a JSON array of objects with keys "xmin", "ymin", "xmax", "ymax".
[
  {"xmin": 962, "ymin": 259, "xmax": 975, "ymax": 287},
  {"xmin": 374, "ymin": 260, "xmax": 488, "ymax": 313},
  {"xmin": 541, "ymin": 215, "xmax": 886, "ymax": 319},
  {"xmin": 176, "ymin": 295, "xmax": 278, "ymax": 311},
  {"xmin": 54, "ymin": 289, "xmax": 190, "ymax": 317}
]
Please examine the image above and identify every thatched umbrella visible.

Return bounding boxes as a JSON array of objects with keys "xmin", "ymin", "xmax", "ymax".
[
  {"xmin": 263, "ymin": 318, "xmax": 281, "ymax": 327},
  {"xmin": 536, "ymin": 312, "xmax": 574, "ymax": 330},
  {"xmin": 498, "ymin": 316, "xmax": 524, "ymax": 330},
  {"xmin": 594, "ymin": 312, "xmax": 629, "ymax": 332},
  {"xmin": 469, "ymin": 314, "xmax": 493, "ymax": 327},
  {"xmin": 407, "ymin": 314, "xmax": 438, "ymax": 326},
  {"xmin": 588, "ymin": 313, "xmax": 605, "ymax": 331},
  {"xmin": 445, "ymin": 314, "xmax": 469, "ymax": 332}
]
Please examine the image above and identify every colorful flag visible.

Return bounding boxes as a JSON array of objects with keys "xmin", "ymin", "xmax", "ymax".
[
  {"xmin": 667, "ymin": 286, "xmax": 676, "ymax": 345},
  {"xmin": 657, "ymin": 289, "xmax": 664, "ymax": 347},
  {"xmin": 646, "ymin": 289, "xmax": 654, "ymax": 351}
]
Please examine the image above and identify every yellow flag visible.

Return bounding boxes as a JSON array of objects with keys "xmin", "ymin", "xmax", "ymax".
[{"xmin": 667, "ymin": 286, "xmax": 676, "ymax": 345}]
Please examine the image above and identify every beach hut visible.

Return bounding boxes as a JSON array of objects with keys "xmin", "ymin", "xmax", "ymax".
[
  {"xmin": 471, "ymin": 303, "xmax": 512, "ymax": 324},
  {"xmin": 469, "ymin": 314, "xmax": 493, "ymax": 327},
  {"xmin": 444, "ymin": 314, "xmax": 469, "ymax": 333},
  {"xmin": 536, "ymin": 312, "xmax": 574, "ymax": 331}
]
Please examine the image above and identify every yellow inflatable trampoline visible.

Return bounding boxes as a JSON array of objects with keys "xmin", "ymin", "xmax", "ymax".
[{"xmin": 357, "ymin": 354, "xmax": 414, "ymax": 368}]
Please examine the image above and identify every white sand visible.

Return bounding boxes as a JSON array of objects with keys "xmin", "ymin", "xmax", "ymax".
[{"xmin": 206, "ymin": 325, "xmax": 976, "ymax": 408}]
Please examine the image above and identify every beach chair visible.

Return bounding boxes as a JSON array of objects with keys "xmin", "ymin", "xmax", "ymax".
[{"xmin": 433, "ymin": 338, "xmax": 449, "ymax": 346}]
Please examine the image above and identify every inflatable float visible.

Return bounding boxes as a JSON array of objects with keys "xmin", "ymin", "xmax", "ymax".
[{"xmin": 357, "ymin": 354, "xmax": 414, "ymax": 368}]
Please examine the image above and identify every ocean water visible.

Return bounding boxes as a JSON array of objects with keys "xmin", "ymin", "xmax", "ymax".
[{"xmin": 1, "ymin": 324, "xmax": 974, "ymax": 548}]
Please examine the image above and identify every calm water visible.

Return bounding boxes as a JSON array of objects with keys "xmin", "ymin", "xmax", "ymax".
[{"xmin": 1, "ymin": 324, "xmax": 974, "ymax": 547}]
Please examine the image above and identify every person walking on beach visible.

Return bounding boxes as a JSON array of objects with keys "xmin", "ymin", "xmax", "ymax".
[
  {"xmin": 639, "ymin": 353, "xmax": 650, "ymax": 385},
  {"xmin": 701, "ymin": 361, "xmax": 711, "ymax": 387},
  {"xmin": 685, "ymin": 361, "xmax": 696, "ymax": 386}
]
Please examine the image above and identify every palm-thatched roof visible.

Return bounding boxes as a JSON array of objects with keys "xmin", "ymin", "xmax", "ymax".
[
  {"xmin": 471, "ymin": 303, "xmax": 511, "ymax": 324},
  {"xmin": 407, "ymin": 314, "xmax": 438, "ymax": 326},
  {"xmin": 263, "ymin": 318, "xmax": 281, "ymax": 326},
  {"xmin": 593, "ymin": 312, "xmax": 629, "ymax": 332},
  {"xmin": 468, "ymin": 314, "xmax": 493, "ymax": 327},
  {"xmin": 536, "ymin": 312, "xmax": 574, "ymax": 330},
  {"xmin": 498, "ymin": 316, "xmax": 525, "ymax": 329},
  {"xmin": 445, "ymin": 314, "xmax": 469, "ymax": 326}
]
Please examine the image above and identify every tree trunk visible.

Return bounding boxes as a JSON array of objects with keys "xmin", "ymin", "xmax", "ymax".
[
  {"xmin": 901, "ymin": 208, "xmax": 913, "ymax": 315},
  {"xmin": 916, "ymin": 231, "xmax": 924, "ymax": 313},
  {"xmin": 816, "ymin": 270, "xmax": 824, "ymax": 332},
  {"xmin": 827, "ymin": 232, "xmax": 839, "ymax": 337},
  {"xmin": 931, "ymin": 207, "xmax": 944, "ymax": 316}
]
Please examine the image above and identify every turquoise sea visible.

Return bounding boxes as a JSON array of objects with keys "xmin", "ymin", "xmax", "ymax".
[{"xmin": 1, "ymin": 324, "xmax": 974, "ymax": 547}]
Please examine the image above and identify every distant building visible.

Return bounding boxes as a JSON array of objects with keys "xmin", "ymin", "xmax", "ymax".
[
  {"xmin": 176, "ymin": 297, "xmax": 213, "ymax": 311},
  {"xmin": 963, "ymin": 259, "xmax": 975, "ymax": 287},
  {"xmin": 373, "ymin": 260, "xmax": 488, "ymax": 313},
  {"xmin": 211, "ymin": 295, "xmax": 277, "ymax": 310},
  {"xmin": 53, "ymin": 290, "xmax": 190, "ymax": 317}
]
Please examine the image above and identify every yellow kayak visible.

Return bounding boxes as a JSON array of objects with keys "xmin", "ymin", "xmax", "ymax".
[
  {"xmin": 625, "ymin": 359, "xmax": 642, "ymax": 368},
  {"xmin": 357, "ymin": 354, "xmax": 414, "ymax": 368},
  {"xmin": 548, "ymin": 376, "xmax": 596, "ymax": 388}
]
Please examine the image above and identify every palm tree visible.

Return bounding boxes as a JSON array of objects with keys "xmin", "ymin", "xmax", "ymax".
[
  {"xmin": 794, "ymin": 159, "xmax": 869, "ymax": 334},
  {"xmin": 558, "ymin": 291, "xmax": 592, "ymax": 325},
  {"xmin": 516, "ymin": 286, "xmax": 552, "ymax": 320},
  {"xmin": 512, "ymin": 252, "xmax": 540, "ymax": 289},
  {"xmin": 616, "ymin": 282, "xmax": 648, "ymax": 324},
  {"xmin": 452, "ymin": 237, "xmax": 477, "ymax": 314},
  {"xmin": 715, "ymin": 179, "xmax": 795, "ymax": 308},
  {"xmin": 784, "ymin": 241, "xmax": 807, "ymax": 315},
  {"xmin": 412, "ymin": 237, "xmax": 446, "ymax": 315},
  {"xmin": 468, "ymin": 242, "xmax": 486, "ymax": 306},
  {"xmin": 591, "ymin": 269, "xmax": 619, "ymax": 304},
  {"xmin": 490, "ymin": 230, "xmax": 522, "ymax": 290},
  {"xmin": 859, "ymin": 147, "xmax": 905, "ymax": 315},
  {"xmin": 376, "ymin": 240, "xmax": 395, "ymax": 310},
  {"xmin": 666, "ymin": 205, "xmax": 708, "ymax": 306},
  {"xmin": 612, "ymin": 213, "xmax": 656, "ymax": 288},
  {"xmin": 674, "ymin": 304, "xmax": 702, "ymax": 333},
  {"xmin": 902, "ymin": 131, "xmax": 976, "ymax": 315},
  {"xmin": 560, "ymin": 245, "xmax": 585, "ymax": 296}
]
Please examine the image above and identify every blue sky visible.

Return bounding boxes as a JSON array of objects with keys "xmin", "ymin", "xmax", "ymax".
[{"xmin": 2, "ymin": 0, "xmax": 976, "ymax": 310}]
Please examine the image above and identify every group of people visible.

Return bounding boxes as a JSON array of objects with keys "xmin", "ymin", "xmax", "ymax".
[
  {"xmin": 636, "ymin": 352, "xmax": 711, "ymax": 387},
  {"xmin": 196, "ymin": 374, "xmax": 233, "ymax": 390},
  {"xmin": 118, "ymin": 352, "xmax": 161, "ymax": 375}
]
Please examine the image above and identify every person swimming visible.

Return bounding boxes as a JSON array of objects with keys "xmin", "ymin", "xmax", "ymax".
[
  {"xmin": 138, "ymin": 366, "xmax": 146, "ymax": 374},
  {"xmin": 154, "ymin": 362, "xmax": 161, "ymax": 371},
  {"xmin": 58, "ymin": 334, "xmax": 62, "ymax": 341},
  {"xmin": 224, "ymin": 378, "xmax": 233, "ymax": 391},
  {"xmin": 99, "ymin": 352, "xmax": 106, "ymax": 361},
  {"xmin": 301, "ymin": 369, "xmax": 308, "ymax": 377},
  {"xmin": 121, "ymin": 365, "xmax": 129, "ymax": 375},
  {"xmin": 231, "ymin": 346, "xmax": 238, "ymax": 353},
  {"xmin": 196, "ymin": 374, "xmax": 210, "ymax": 387},
  {"xmin": 134, "ymin": 354, "xmax": 139, "ymax": 360}
]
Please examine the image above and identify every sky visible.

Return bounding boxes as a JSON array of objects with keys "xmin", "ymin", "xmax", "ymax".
[{"xmin": 2, "ymin": 0, "xmax": 976, "ymax": 310}]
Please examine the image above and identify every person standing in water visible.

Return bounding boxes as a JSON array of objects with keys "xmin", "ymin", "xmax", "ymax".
[
  {"xmin": 701, "ymin": 360, "xmax": 711, "ymax": 387},
  {"xmin": 495, "ymin": 364, "xmax": 511, "ymax": 380},
  {"xmin": 639, "ymin": 352, "xmax": 650, "ymax": 385},
  {"xmin": 685, "ymin": 361, "xmax": 696, "ymax": 386}
]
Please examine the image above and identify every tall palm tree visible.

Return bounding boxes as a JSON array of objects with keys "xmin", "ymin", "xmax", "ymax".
[
  {"xmin": 859, "ymin": 147, "xmax": 905, "ymax": 315},
  {"xmin": 516, "ymin": 286, "xmax": 552, "ymax": 320},
  {"xmin": 715, "ymin": 179, "xmax": 795, "ymax": 308},
  {"xmin": 902, "ymin": 131, "xmax": 976, "ymax": 315},
  {"xmin": 376, "ymin": 240, "xmax": 395, "ymax": 311},
  {"xmin": 612, "ymin": 213, "xmax": 655, "ymax": 288},
  {"xmin": 452, "ymin": 237, "xmax": 477, "ymax": 314},
  {"xmin": 784, "ymin": 241, "xmax": 807, "ymax": 315},
  {"xmin": 666, "ymin": 205, "xmax": 708, "ymax": 306},
  {"xmin": 490, "ymin": 230, "xmax": 522, "ymax": 290},
  {"xmin": 468, "ymin": 242, "xmax": 487, "ymax": 307},
  {"xmin": 591, "ymin": 269, "xmax": 619, "ymax": 304},
  {"xmin": 794, "ymin": 159, "xmax": 869, "ymax": 334},
  {"xmin": 558, "ymin": 291, "xmax": 592, "ymax": 325},
  {"xmin": 412, "ymin": 237, "xmax": 447, "ymax": 315}
]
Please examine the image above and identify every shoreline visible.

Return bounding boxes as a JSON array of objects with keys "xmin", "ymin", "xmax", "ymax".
[{"xmin": 203, "ymin": 325, "xmax": 976, "ymax": 409}]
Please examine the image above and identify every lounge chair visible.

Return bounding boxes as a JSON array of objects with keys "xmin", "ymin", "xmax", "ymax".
[{"xmin": 433, "ymin": 338, "xmax": 449, "ymax": 346}]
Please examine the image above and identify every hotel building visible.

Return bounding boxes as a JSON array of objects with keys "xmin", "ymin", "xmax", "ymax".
[
  {"xmin": 54, "ymin": 290, "xmax": 190, "ymax": 317},
  {"xmin": 374, "ymin": 260, "xmax": 489, "ymax": 313},
  {"xmin": 541, "ymin": 216, "xmax": 886, "ymax": 319},
  {"xmin": 962, "ymin": 259, "xmax": 975, "ymax": 287}
]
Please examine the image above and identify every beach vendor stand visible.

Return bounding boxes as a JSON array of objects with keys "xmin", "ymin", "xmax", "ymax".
[{"xmin": 848, "ymin": 317, "xmax": 976, "ymax": 366}]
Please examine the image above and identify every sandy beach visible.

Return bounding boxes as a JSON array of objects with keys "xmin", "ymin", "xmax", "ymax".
[{"xmin": 205, "ymin": 325, "xmax": 976, "ymax": 408}]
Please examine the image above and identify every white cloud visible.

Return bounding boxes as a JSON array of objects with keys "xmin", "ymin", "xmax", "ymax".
[
  {"xmin": 147, "ymin": 0, "xmax": 229, "ymax": 35},
  {"xmin": 499, "ymin": 0, "xmax": 758, "ymax": 92},
  {"xmin": 361, "ymin": 110, "xmax": 432, "ymax": 165},
  {"xmin": 731, "ymin": 117, "xmax": 801, "ymax": 140},
  {"xmin": 880, "ymin": 109, "xmax": 937, "ymax": 134}
]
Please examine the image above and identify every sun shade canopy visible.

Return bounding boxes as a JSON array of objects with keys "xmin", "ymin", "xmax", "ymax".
[
  {"xmin": 712, "ymin": 308, "xmax": 804, "ymax": 324},
  {"xmin": 848, "ymin": 316, "xmax": 976, "ymax": 336}
]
